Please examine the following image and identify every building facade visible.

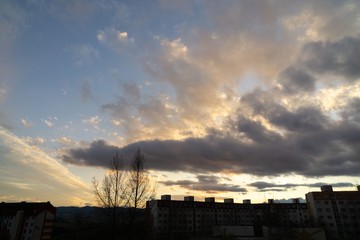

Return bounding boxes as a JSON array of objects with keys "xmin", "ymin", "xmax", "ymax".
[
  {"xmin": 0, "ymin": 202, "xmax": 56, "ymax": 240},
  {"xmin": 147, "ymin": 186, "xmax": 360, "ymax": 240},
  {"xmin": 147, "ymin": 195, "xmax": 309, "ymax": 239},
  {"xmin": 306, "ymin": 185, "xmax": 360, "ymax": 240}
]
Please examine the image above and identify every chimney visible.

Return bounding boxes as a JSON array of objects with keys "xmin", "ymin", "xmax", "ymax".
[
  {"xmin": 184, "ymin": 196, "xmax": 194, "ymax": 202},
  {"xmin": 161, "ymin": 195, "xmax": 171, "ymax": 201},
  {"xmin": 268, "ymin": 199, "xmax": 274, "ymax": 204},
  {"xmin": 357, "ymin": 185, "xmax": 360, "ymax": 191},
  {"xmin": 292, "ymin": 198, "xmax": 300, "ymax": 204},
  {"xmin": 205, "ymin": 197, "xmax": 215, "ymax": 203},
  {"xmin": 243, "ymin": 199, "xmax": 251, "ymax": 204},
  {"xmin": 224, "ymin": 198, "xmax": 234, "ymax": 204}
]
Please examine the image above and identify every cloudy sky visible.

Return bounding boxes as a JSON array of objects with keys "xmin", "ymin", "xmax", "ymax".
[{"xmin": 1, "ymin": 0, "xmax": 360, "ymax": 206}]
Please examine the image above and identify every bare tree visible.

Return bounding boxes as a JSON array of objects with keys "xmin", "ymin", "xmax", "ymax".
[
  {"xmin": 92, "ymin": 153, "xmax": 128, "ymax": 237},
  {"xmin": 92, "ymin": 149, "xmax": 155, "ymax": 239},
  {"xmin": 128, "ymin": 148, "xmax": 155, "ymax": 210}
]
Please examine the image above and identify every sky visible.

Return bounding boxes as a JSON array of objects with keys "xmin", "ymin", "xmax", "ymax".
[{"xmin": 1, "ymin": 0, "xmax": 360, "ymax": 207}]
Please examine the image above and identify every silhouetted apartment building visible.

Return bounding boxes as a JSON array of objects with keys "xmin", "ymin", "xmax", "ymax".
[
  {"xmin": 147, "ymin": 195, "xmax": 310, "ymax": 239},
  {"xmin": 0, "ymin": 201, "xmax": 56, "ymax": 240},
  {"xmin": 306, "ymin": 185, "xmax": 360, "ymax": 240},
  {"xmin": 147, "ymin": 186, "xmax": 360, "ymax": 240}
]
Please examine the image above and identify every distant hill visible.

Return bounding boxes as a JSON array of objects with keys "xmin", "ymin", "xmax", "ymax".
[
  {"xmin": 56, "ymin": 206, "xmax": 104, "ymax": 222},
  {"xmin": 55, "ymin": 206, "xmax": 146, "ymax": 222}
]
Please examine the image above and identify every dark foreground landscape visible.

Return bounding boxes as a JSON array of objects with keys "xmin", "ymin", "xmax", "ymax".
[{"xmin": 53, "ymin": 207, "xmax": 147, "ymax": 240}]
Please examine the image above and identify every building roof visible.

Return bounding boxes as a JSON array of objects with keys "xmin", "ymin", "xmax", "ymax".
[{"xmin": 0, "ymin": 202, "xmax": 56, "ymax": 215}]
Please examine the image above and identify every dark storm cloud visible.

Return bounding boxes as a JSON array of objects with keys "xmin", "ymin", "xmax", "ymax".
[
  {"xmin": 257, "ymin": 188, "xmax": 285, "ymax": 192},
  {"xmin": 278, "ymin": 67, "xmax": 316, "ymax": 94},
  {"xmin": 237, "ymin": 117, "xmax": 282, "ymax": 143},
  {"xmin": 340, "ymin": 98, "xmax": 360, "ymax": 122},
  {"xmin": 310, "ymin": 182, "xmax": 355, "ymax": 188},
  {"xmin": 241, "ymin": 90, "xmax": 328, "ymax": 132},
  {"xmin": 249, "ymin": 181, "xmax": 354, "ymax": 191},
  {"xmin": 275, "ymin": 36, "xmax": 360, "ymax": 96},
  {"xmin": 63, "ymin": 132, "xmax": 308, "ymax": 176},
  {"xmin": 119, "ymin": 137, "xmax": 246, "ymax": 173},
  {"xmin": 300, "ymin": 35, "xmax": 360, "ymax": 80},
  {"xmin": 160, "ymin": 175, "xmax": 247, "ymax": 193},
  {"xmin": 249, "ymin": 182, "xmax": 298, "ymax": 190},
  {"xmin": 62, "ymin": 140, "xmax": 120, "ymax": 167},
  {"xmin": 269, "ymin": 107, "xmax": 327, "ymax": 132}
]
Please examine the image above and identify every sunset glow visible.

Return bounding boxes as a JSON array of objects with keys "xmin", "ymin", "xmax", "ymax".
[{"xmin": 1, "ymin": 0, "xmax": 360, "ymax": 206}]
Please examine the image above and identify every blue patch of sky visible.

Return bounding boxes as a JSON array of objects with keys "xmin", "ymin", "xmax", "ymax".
[
  {"xmin": 129, "ymin": 1, "xmax": 208, "ymax": 40},
  {"xmin": 4, "ymin": 0, "xmax": 208, "ymax": 145},
  {"xmin": 237, "ymin": 72, "xmax": 264, "ymax": 94}
]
